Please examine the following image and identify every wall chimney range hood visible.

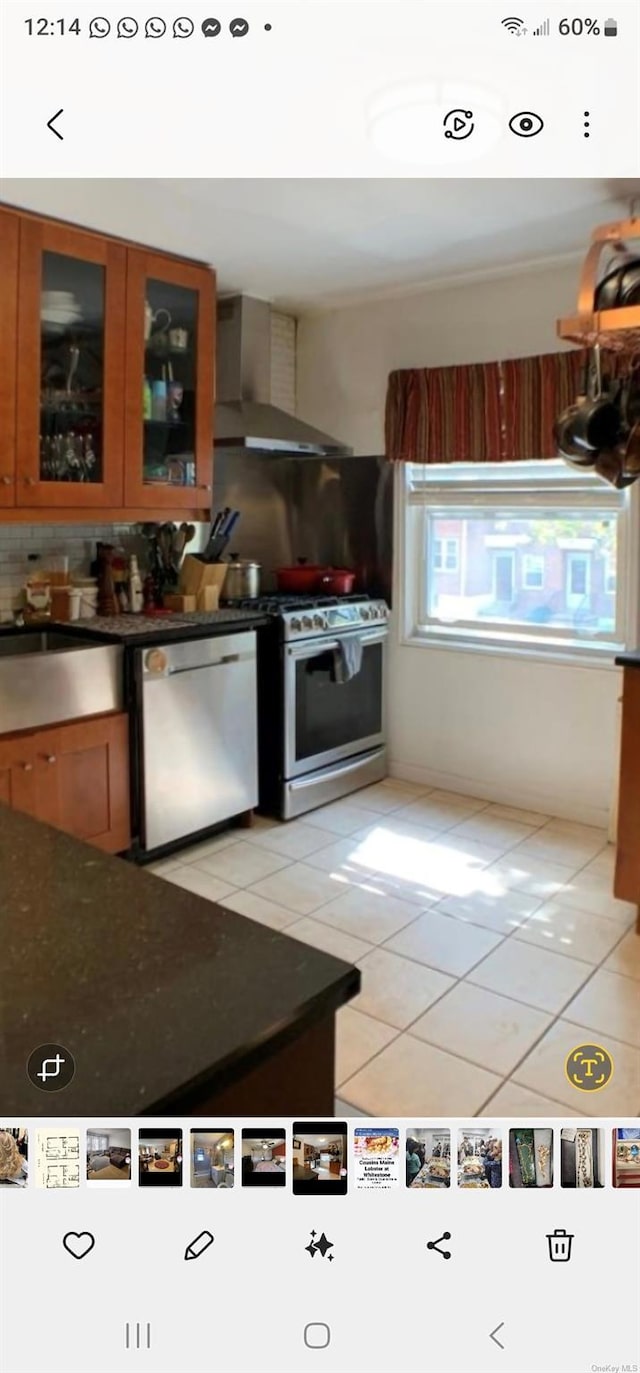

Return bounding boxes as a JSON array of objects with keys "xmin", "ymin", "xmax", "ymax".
[{"xmin": 215, "ymin": 294, "xmax": 352, "ymax": 457}]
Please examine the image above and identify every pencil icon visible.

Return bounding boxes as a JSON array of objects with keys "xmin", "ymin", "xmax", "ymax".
[{"xmin": 184, "ymin": 1230, "xmax": 214, "ymax": 1261}]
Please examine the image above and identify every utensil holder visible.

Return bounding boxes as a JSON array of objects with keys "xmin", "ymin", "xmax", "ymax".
[{"xmin": 178, "ymin": 555, "xmax": 226, "ymax": 610}]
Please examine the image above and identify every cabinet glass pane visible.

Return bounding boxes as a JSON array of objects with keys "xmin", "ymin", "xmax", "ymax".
[
  {"xmin": 143, "ymin": 279, "xmax": 198, "ymax": 487},
  {"xmin": 40, "ymin": 251, "xmax": 105, "ymax": 483}
]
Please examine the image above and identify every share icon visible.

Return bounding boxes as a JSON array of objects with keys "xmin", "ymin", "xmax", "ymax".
[{"xmin": 426, "ymin": 1231, "xmax": 452, "ymax": 1260}]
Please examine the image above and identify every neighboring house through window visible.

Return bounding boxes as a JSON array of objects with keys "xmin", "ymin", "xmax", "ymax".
[
  {"xmin": 522, "ymin": 554, "xmax": 544, "ymax": 590},
  {"xmin": 434, "ymin": 537, "xmax": 459, "ymax": 573}
]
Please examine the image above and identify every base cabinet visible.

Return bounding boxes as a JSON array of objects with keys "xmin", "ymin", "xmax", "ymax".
[
  {"xmin": 0, "ymin": 712, "xmax": 130, "ymax": 853},
  {"xmin": 0, "ymin": 736, "xmax": 37, "ymax": 815},
  {"xmin": 614, "ymin": 667, "xmax": 640, "ymax": 932}
]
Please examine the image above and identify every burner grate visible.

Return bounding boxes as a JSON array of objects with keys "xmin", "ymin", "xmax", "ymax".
[{"xmin": 222, "ymin": 593, "xmax": 366, "ymax": 615}]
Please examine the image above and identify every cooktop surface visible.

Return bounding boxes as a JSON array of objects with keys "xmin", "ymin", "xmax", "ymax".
[{"xmin": 222, "ymin": 593, "xmax": 366, "ymax": 614}]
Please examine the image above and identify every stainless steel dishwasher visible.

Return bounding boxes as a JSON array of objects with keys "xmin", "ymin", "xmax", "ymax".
[{"xmin": 139, "ymin": 631, "xmax": 258, "ymax": 851}]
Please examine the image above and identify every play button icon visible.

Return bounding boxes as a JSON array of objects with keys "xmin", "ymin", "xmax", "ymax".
[{"xmin": 443, "ymin": 108, "xmax": 475, "ymax": 140}]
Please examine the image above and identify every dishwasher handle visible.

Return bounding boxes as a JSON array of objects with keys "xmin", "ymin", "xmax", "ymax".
[
  {"xmin": 167, "ymin": 652, "xmax": 241, "ymax": 676},
  {"xmin": 141, "ymin": 632, "xmax": 256, "ymax": 679}
]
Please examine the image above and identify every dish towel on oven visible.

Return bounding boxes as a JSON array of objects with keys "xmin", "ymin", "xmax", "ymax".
[{"xmin": 332, "ymin": 635, "xmax": 364, "ymax": 683}]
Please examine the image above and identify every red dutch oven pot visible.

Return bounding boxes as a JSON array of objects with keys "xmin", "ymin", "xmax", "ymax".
[{"xmin": 274, "ymin": 559, "xmax": 325, "ymax": 593}]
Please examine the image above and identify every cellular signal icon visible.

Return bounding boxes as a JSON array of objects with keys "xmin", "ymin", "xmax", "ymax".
[
  {"xmin": 533, "ymin": 18, "xmax": 551, "ymax": 35},
  {"xmin": 501, "ymin": 16, "xmax": 526, "ymax": 33}
]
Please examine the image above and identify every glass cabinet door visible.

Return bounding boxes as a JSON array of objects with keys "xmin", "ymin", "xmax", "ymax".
[
  {"xmin": 124, "ymin": 251, "xmax": 214, "ymax": 509},
  {"xmin": 16, "ymin": 219, "xmax": 126, "ymax": 508},
  {"xmin": 0, "ymin": 209, "xmax": 19, "ymax": 508}
]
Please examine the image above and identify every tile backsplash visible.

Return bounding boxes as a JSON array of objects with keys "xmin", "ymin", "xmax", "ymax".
[{"xmin": 0, "ymin": 522, "xmax": 208, "ymax": 620}]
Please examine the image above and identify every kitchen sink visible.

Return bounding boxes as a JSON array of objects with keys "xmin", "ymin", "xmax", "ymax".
[
  {"xmin": 0, "ymin": 630, "xmax": 123, "ymax": 733},
  {"xmin": 0, "ymin": 630, "xmax": 90, "ymax": 658}
]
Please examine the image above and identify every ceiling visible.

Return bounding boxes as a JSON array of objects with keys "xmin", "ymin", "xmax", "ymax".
[{"xmin": 3, "ymin": 178, "xmax": 640, "ymax": 312}]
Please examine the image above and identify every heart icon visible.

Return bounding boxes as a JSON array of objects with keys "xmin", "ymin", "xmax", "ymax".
[{"xmin": 62, "ymin": 1231, "xmax": 95, "ymax": 1260}]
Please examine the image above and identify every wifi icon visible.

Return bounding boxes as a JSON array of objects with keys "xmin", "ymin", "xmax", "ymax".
[{"xmin": 501, "ymin": 16, "xmax": 526, "ymax": 33}]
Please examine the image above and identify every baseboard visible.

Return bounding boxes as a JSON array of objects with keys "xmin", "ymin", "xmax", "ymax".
[{"xmin": 388, "ymin": 759, "xmax": 612, "ymax": 831}]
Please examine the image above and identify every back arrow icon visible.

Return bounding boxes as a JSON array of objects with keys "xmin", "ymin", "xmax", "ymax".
[
  {"xmin": 47, "ymin": 109, "xmax": 64, "ymax": 140},
  {"xmin": 489, "ymin": 1322, "xmax": 505, "ymax": 1350}
]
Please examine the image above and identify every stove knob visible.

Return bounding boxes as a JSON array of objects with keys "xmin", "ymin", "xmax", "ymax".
[
  {"xmin": 290, "ymin": 617, "xmax": 302, "ymax": 632},
  {"xmin": 302, "ymin": 615, "xmax": 314, "ymax": 630},
  {"xmin": 359, "ymin": 606, "xmax": 370, "ymax": 620},
  {"xmin": 313, "ymin": 614, "xmax": 326, "ymax": 628}
]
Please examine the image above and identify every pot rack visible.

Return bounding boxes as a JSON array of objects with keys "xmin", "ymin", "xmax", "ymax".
[{"xmin": 557, "ymin": 213, "xmax": 640, "ymax": 352}]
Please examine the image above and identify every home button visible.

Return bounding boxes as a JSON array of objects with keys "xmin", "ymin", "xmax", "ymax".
[{"xmin": 304, "ymin": 1322, "xmax": 331, "ymax": 1350}]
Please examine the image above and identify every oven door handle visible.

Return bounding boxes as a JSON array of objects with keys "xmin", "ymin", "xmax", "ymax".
[{"xmin": 287, "ymin": 628, "xmax": 388, "ymax": 659}]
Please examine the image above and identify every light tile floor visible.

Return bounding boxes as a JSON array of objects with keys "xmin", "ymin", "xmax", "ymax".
[{"xmin": 150, "ymin": 780, "xmax": 640, "ymax": 1118}]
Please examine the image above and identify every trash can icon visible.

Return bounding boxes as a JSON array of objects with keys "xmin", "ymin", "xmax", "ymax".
[{"xmin": 547, "ymin": 1228, "xmax": 574, "ymax": 1262}]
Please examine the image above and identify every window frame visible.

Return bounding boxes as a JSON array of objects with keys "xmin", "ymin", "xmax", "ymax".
[{"xmin": 398, "ymin": 461, "xmax": 637, "ymax": 664}]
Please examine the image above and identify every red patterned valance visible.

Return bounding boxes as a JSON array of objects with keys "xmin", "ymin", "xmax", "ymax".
[
  {"xmin": 385, "ymin": 348, "xmax": 625, "ymax": 464},
  {"xmin": 385, "ymin": 362, "xmax": 502, "ymax": 465}
]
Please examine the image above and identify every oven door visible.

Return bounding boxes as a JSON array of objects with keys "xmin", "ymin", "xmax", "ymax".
[{"xmin": 284, "ymin": 627, "xmax": 386, "ymax": 779}]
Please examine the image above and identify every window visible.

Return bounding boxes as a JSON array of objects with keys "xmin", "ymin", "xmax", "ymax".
[
  {"xmin": 401, "ymin": 461, "xmax": 631, "ymax": 657},
  {"xmin": 566, "ymin": 552, "xmax": 590, "ymax": 608},
  {"xmin": 434, "ymin": 537, "xmax": 459, "ymax": 572},
  {"xmin": 522, "ymin": 554, "xmax": 544, "ymax": 590},
  {"xmin": 87, "ymin": 1134, "xmax": 108, "ymax": 1152}
]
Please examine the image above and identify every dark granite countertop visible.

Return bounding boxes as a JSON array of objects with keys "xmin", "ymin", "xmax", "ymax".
[
  {"xmin": 0, "ymin": 807, "xmax": 360, "ymax": 1116},
  {"xmin": 615, "ymin": 651, "xmax": 640, "ymax": 668},
  {"xmin": 0, "ymin": 608, "xmax": 270, "ymax": 648}
]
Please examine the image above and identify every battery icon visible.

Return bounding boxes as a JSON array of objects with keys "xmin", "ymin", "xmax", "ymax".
[{"xmin": 604, "ymin": 18, "xmax": 618, "ymax": 35}]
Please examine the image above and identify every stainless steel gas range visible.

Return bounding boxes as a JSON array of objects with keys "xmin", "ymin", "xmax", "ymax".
[{"xmin": 226, "ymin": 595, "xmax": 389, "ymax": 819}]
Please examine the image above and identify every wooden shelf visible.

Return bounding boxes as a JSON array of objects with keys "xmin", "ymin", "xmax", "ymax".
[{"xmin": 557, "ymin": 304, "xmax": 640, "ymax": 352}]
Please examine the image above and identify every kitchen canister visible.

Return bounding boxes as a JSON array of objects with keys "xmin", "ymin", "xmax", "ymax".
[
  {"xmin": 75, "ymin": 578, "xmax": 99, "ymax": 618},
  {"xmin": 66, "ymin": 587, "xmax": 82, "ymax": 621}
]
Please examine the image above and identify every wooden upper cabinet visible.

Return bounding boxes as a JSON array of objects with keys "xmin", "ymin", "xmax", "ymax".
[
  {"xmin": 15, "ymin": 217, "xmax": 127, "ymax": 508},
  {"xmin": 123, "ymin": 249, "xmax": 215, "ymax": 510},
  {"xmin": 0, "ymin": 209, "xmax": 19, "ymax": 508}
]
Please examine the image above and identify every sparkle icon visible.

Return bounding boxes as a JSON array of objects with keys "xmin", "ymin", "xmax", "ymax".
[{"xmin": 305, "ymin": 1230, "xmax": 335, "ymax": 1261}]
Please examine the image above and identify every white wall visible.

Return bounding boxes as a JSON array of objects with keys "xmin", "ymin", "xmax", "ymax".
[{"xmin": 297, "ymin": 262, "xmax": 623, "ymax": 826}]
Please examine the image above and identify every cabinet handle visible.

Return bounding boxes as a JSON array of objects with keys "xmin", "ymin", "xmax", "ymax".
[
  {"xmin": 1, "ymin": 475, "xmax": 13, "ymax": 486},
  {"xmin": 200, "ymin": 483, "xmax": 212, "ymax": 491},
  {"xmin": 44, "ymin": 755, "xmax": 57, "ymax": 765},
  {"xmin": 21, "ymin": 762, "xmax": 34, "ymax": 772},
  {"xmin": 24, "ymin": 476, "xmax": 37, "ymax": 486}
]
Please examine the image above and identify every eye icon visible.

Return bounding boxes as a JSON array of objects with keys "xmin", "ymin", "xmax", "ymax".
[{"xmin": 509, "ymin": 111, "xmax": 544, "ymax": 137}]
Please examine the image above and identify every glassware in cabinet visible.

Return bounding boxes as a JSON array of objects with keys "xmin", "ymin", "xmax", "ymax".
[
  {"xmin": 124, "ymin": 251, "xmax": 214, "ymax": 510},
  {"xmin": 16, "ymin": 219, "xmax": 127, "ymax": 508}
]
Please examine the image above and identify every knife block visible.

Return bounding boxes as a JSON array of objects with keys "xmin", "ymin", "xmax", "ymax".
[{"xmin": 178, "ymin": 555, "xmax": 226, "ymax": 610}]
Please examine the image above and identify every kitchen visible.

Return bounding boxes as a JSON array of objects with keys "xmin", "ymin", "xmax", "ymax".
[{"xmin": 0, "ymin": 179, "xmax": 638, "ymax": 1121}]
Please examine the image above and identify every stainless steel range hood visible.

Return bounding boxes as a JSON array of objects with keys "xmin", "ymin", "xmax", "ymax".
[{"xmin": 215, "ymin": 295, "xmax": 352, "ymax": 457}]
